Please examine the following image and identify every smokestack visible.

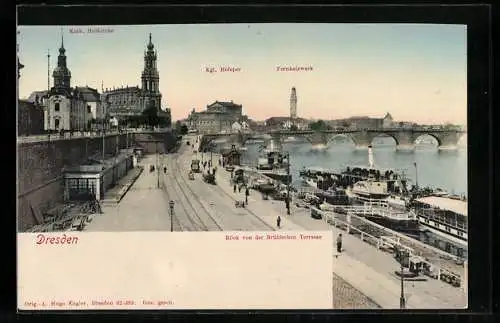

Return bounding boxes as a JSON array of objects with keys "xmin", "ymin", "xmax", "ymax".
[{"xmin": 368, "ymin": 145, "xmax": 374, "ymax": 169}]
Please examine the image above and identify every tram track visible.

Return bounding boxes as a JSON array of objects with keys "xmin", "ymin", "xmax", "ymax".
[
  {"xmin": 159, "ymin": 173, "xmax": 188, "ymax": 232},
  {"xmin": 171, "ymin": 157, "xmax": 224, "ymax": 231},
  {"xmin": 210, "ymin": 182, "xmax": 276, "ymax": 231},
  {"xmin": 161, "ymin": 164, "xmax": 206, "ymax": 231},
  {"xmin": 178, "ymin": 147, "xmax": 276, "ymax": 231},
  {"xmin": 164, "ymin": 153, "xmax": 224, "ymax": 231}
]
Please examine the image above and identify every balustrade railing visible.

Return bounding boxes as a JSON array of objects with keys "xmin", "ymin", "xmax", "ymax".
[
  {"xmin": 17, "ymin": 128, "xmax": 172, "ymax": 143},
  {"xmin": 312, "ymin": 207, "xmax": 465, "ymax": 289}
]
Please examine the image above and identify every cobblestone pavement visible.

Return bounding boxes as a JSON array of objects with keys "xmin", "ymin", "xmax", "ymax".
[{"xmin": 332, "ymin": 273, "xmax": 380, "ymax": 309}]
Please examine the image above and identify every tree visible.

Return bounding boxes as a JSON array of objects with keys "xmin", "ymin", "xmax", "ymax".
[
  {"xmin": 174, "ymin": 121, "xmax": 188, "ymax": 135},
  {"xmin": 290, "ymin": 124, "xmax": 298, "ymax": 131},
  {"xmin": 309, "ymin": 120, "xmax": 330, "ymax": 131},
  {"xmin": 142, "ymin": 99, "xmax": 159, "ymax": 127},
  {"xmin": 340, "ymin": 120, "xmax": 350, "ymax": 128}
]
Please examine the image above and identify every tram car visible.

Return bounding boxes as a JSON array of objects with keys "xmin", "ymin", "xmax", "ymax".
[{"xmin": 191, "ymin": 159, "xmax": 201, "ymax": 173}]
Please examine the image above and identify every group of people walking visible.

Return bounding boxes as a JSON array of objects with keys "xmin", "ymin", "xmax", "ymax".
[{"xmin": 233, "ymin": 183, "xmax": 250, "ymax": 204}]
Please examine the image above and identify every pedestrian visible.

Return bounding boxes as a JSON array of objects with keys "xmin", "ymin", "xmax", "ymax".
[
  {"xmin": 233, "ymin": 184, "xmax": 237, "ymax": 193},
  {"xmin": 245, "ymin": 187, "xmax": 249, "ymax": 204},
  {"xmin": 238, "ymin": 185, "xmax": 242, "ymax": 193},
  {"xmin": 276, "ymin": 215, "xmax": 281, "ymax": 229},
  {"xmin": 337, "ymin": 233, "xmax": 343, "ymax": 253}
]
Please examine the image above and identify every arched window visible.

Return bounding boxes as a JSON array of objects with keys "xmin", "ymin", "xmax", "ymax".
[
  {"xmin": 54, "ymin": 118, "xmax": 60, "ymax": 129},
  {"xmin": 55, "ymin": 102, "xmax": 60, "ymax": 112}
]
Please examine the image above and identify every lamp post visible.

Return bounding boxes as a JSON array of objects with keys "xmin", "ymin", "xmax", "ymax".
[
  {"xmin": 399, "ymin": 248, "xmax": 407, "ymax": 309},
  {"xmin": 169, "ymin": 200, "xmax": 175, "ymax": 232},
  {"xmin": 286, "ymin": 152, "xmax": 291, "ymax": 215},
  {"xmin": 102, "ymin": 118, "xmax": 106, "ymax": 161},
  {"xmin": 156, "ymin": 141, "xmax": 160, "ymax": 189},
  {"xmin": 210, "ymin": 143, "xmax": 214, "ymax": 165},
  {"xmin": 414, "ymin": 162, "xmax": 418, "ymax": 191}
]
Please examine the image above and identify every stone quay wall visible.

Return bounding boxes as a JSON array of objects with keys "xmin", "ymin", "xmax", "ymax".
[{"xmin": 17, "ymin": 131, "xmax": 178, "ymax": 231}]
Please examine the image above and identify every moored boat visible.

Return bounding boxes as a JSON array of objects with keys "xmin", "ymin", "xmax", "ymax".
[
  {"xmin": 254, "ymin": 141, "xmax": 292, "ymax": 184},
  {"xmin": 410, "ymin": 195, "xmax": 468, "ymax": 259}
]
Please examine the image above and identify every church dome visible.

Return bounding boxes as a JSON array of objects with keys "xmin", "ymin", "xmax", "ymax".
[{"xmin": 53, "ymin": 66, "xmax": 71, "ymax": 76}]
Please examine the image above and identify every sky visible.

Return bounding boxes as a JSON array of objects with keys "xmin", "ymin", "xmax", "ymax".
[{"xmin": 17, "ymin": 24, "xmax": 467, "ymax": 124}]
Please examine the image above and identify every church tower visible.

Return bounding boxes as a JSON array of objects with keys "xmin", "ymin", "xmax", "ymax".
[
  {"xmin": 52, "ymin": 32, "xmax": 71, "ymax": 91},
  {"xmin": 290, "ymin": 87, "xmax": 297, "ymax": 119},
  {"xmin": 141, "ymin": 33, "xmax": 162, "ymax": 112}
]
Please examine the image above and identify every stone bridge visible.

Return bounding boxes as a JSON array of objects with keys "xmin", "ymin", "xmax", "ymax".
[{"xmin": 201, "ymin": 128, "xmax": 466, "ymax": 150}]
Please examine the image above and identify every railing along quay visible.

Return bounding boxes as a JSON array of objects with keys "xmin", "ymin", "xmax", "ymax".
[
  {"xmin": 17, "ymin": 128, "xmax": 172, "ymax": 144},
  {"xmin": 312, "ymin": 207, "xmax": 465, "ymax": 289}
]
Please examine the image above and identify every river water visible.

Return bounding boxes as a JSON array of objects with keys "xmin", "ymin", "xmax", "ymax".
[
  {"xmin": 225, "ymin": 136, "xmax": 468, "ymax": 197},
  {"xmin": 211, "ymin": 135, "xmax": 468, "ymax": 258}
]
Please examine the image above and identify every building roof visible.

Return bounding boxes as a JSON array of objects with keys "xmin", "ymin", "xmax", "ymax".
[
  {"xmin": 50, "ymin": 87, "xmax": 73, "ymax": 98},
  {"xmin": 415, "ymin": 196, "xmax": 468, "ymax": 216},
  {"xmin": 18, "ymin": 99, "xmax": 43, "ymax": 111},
  {"xmin": 208, "ymin": 100, "xmax": 242, "ymax": 108},
  {"xmin": 26, "ymin": 91, "xmax": 49, "ymax": 103},
  {"xmin": 102, "ymin": 86, "xmax": 141, "ymax": 94},
  {"xmin": 74, "ymin": 86, "xmax": 101, "ymax": 101}
]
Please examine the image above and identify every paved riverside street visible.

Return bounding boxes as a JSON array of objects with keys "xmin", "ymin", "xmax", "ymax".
[
  {"xmin": 84, "ymin": 135, "xmax": 466, "ymax": 309},
  {"xmin": 256, "ymin": 202, "xmax": 467, "ymax": 309},
  {"xmin": 85, "ymin": 155, "xmax": 173, "ymax": 232},
  {"xmin": 195, "ymin": 137, "xmax": 466, "ymax": 309}
]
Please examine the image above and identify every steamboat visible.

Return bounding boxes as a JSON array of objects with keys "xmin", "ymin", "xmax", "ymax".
[
  {"xmin": 300, "ymin": 145, "xmax": 420, "ymax": 234},
  {"xmin": 253, "ymin": 141, "xmax": 292, "ymax": 184}
]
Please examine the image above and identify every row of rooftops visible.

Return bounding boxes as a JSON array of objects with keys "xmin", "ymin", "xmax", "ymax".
[{"xmin": 25, "ymin": 86, "xmax": 101, "ymax": 103}]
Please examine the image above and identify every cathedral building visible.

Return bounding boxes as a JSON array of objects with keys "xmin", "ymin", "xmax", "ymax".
[
  {"xmin": 102, "ymin": 33, "xmax": 166, "ymax": 120},
  {"xmin": 42, "ymin": 34, "xmax": 103, "ymax": 131}
]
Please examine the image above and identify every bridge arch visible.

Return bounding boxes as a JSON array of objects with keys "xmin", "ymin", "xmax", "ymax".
[
  {"xmin": 370, "ymin": 133, "xmax": 400, "ymax": 146},
  {"xmin": 326, "ymin": 133, "xmax": 356, "ymax": 146},
  {"xmin": 413, "ymin": 133, "xmax": 441, "ymax": 147}
]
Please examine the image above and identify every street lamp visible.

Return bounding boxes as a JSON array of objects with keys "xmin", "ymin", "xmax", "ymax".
[
  {"xmin": 413, "ymin": 162, "xmax": 418, "ymax": 192},
  {"xmin": 209, "ymin": 142, "xmax": 215, "ymax": 165},
  {"xmin": 400, "ymin": 260, "xmax": 406, "ymax": 309},
  {"xmin": 169, "ymin": 200, "xmax": 175, "ymax": 232},
  {"xmin": 397, "ymin": 246, "xmax": 407, "ymax": 309},
  {"xmin": 285, "ymin": 152, "xmax": 291, "ymax": 215},
  {"xmin": 156, "ymin": 141, "xmax": 160, "ymax": 189}
]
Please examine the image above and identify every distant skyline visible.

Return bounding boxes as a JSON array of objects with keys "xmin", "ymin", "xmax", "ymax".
[{"xmin": 18, "ymin": 24, "xmax": 467, "ymax": 124}]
